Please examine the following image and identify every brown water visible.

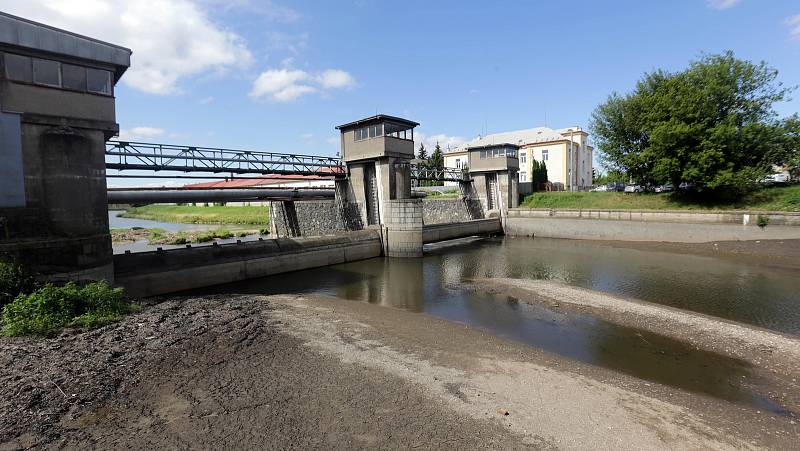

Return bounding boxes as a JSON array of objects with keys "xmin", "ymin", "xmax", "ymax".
[{"xmin": 195, "ymin": 236, "xmax": 800, "ymax": 414}]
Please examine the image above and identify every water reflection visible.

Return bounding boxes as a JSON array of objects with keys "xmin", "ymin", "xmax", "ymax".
[{"xmin": 193, "ymin": 237, "xmax": 799, "ymax": 413}]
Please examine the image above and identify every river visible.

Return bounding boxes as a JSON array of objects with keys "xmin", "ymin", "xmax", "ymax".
[{"xmin": 193, "ymin": 236, "xmax": 800, "ymax": 414}]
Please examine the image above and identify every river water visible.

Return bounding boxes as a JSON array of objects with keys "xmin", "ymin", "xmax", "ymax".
[{"xmin": 195, "ymin": 236, "xmax": 800, "ymax": 413}]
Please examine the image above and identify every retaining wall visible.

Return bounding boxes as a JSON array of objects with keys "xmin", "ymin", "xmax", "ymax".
[
  {"xmin": 269, "ymin": 200, "xmax": 362, "ymax": 237},
  {"xmin": 422, "ymin": 199, "xmax": 484, "ymax": 224},
  {"xmin": 114, "ymin": 230, "xmax": 381, "ymax": 297},
  {"xmin": 506, "ymin": 208, "xmax": 800, "ymax": 242},
  {"xmin": 422, "ymin": 218, "xmax": 502, "ymax": 243}
]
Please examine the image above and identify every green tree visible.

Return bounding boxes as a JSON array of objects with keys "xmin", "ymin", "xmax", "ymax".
[
  {"xmin": 590, "ymin": 51, "xmax": 795, "ymax": 197},
  {"xmin": 428, "ymin": 143, "xmax": 445, "ymax": 186},
  {"xmin": 417, "ymin": 143, "xmax": 428, "ymax": 162}
]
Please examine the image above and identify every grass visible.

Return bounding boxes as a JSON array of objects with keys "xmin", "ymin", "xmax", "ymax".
[
  {"xmin": 519, "ymin": 185, "xmax": 800, "ymax": 212},
  {"xmin": 120, "ymin": 205, "xmax": 269, "ymax": 225},
  {"xmin": 1, "ymin": 281, "xmax": 137, "ymax": 336},
  {"xmin": 424, "ymin": 189, "xmax": 461, "ymax": 200}
]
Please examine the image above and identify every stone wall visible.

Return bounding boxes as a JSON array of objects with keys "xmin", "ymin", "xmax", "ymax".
[
  {"xmin": 422, "ymin": 199, "xmax": 484, "ymax": 225},
  {"xmin": 270, "ymin": 200, "xmax": 363, "ymax": 238}
]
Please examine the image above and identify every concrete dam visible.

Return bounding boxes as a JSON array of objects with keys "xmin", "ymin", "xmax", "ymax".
[{"xmin": 0, "ymin": 13, "xmax": 515, "ymax": 297}]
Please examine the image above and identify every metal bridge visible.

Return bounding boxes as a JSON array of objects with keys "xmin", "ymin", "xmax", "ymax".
[
  {"xmin": 104, "ymin": 140, "xmax": 468, "ymax": 182},
  {"xmin": 105, "ymin": 140, "xmax": 345, "ymax": 177}
]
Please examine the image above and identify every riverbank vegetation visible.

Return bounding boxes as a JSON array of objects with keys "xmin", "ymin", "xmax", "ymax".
[
  {"xmin": 520, "ymin": 184, "xmax": 800, "ymax": 211},
  {"xmin": 0, "ymin": 260, "xmax": 137, "ymax": 336},
  {"xmin": 119, "ymin": 205, "xmax": 269, "ymax": 226},
  {"xmin": 591, "ymin": 52, "xmax": 799, "ymax": 199},
  {"xmin": 110, "ymin": 227, "xmax": 261, "ymax": 245},
  {"xmin": 2, "ymin": 281, "xmax": 136, "ymax": 336},
  {"xmin": 424, "ymin": 189, "xmax": 460, "ymax": 199}
]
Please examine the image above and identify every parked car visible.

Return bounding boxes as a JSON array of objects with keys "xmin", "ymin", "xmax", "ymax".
[
  {"xmin": 762, "ymin": 172, "xmax": 791, "ymax": 185},
  {"xmin": 678, "ymin": 182, "xmax": 696, "ymax": 191},
  {"xmin": 654, "ymin": 184, "xmax": 674, "ymax": 193},
  {"xmin": 591, "ymin": 185, "xmax": 609, "ymax": 192},
  {"xmin": 624, "ymin": 184, "xmax": 643, "ymax": 193},
  {"xmin": 607, "ymin": 182, "xmax": 626, "ymax": 192}
]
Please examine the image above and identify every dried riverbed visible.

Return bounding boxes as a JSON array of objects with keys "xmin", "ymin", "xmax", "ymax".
[{"xmin": 2, "ymin": 293, "xmax": 798, "ymax": 449}]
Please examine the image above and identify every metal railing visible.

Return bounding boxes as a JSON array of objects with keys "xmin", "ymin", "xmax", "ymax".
[
  {"xmin": 105, "ymin": 140, "xmax": 345, "ymax": 177},
  {"xmin": 409, "ymin": 164, "xmax": 469, "ymax": 182}
]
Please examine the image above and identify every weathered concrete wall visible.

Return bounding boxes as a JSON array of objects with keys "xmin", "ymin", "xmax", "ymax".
[
  {"xmin": 382, "ymin": 199, "xmax": 423, "ymax": 257},
  {"xmin": 422, "ymin": 199, "xmax": 484, "ymax": 224},
  {"xmin": 114, "ymin": 230, "xmax": 382, "ymax": 297},
  {"xmin": 422, "ymin": 218, "xmax": 502, "ymax": 243},
  {"xmin": 505, "ymin": 216, "xmax": 800, "ymax": 243},
  {"xmin": 508, "ymin": 208, "xmax": 800, "ymax": 226},
  {"xmin": 270, "ymin": 200, "xmax": 362, "ymax": 238}
]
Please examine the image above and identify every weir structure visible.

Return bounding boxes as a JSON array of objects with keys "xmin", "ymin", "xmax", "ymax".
[
  {"xmin": 0, "ymin": 12, "xmax": 131, "ymax": 282},
  {"xmin": 0, "ymin": 13, "xmax": 518, "ymax": 295}
]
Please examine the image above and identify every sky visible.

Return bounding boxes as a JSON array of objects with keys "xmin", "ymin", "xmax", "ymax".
[{"xmin": 1, "ymin": 0, "xmax": 799, "ymax": 186}]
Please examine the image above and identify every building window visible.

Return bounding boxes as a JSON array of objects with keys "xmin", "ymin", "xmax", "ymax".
[
  {"xmin": 62, "ymin": 64, "xmax": 86, "ymax": 91},
  {"xmin": 542, "ymin": 149, "xmax": 549, "ymax": 161},
  {"xmin": 87, "ymin": 68, "xmax": 112, "ymax": 95},
  {"xmin": 520, "ymin": 171, "xmax": 527, "ymax": 182},
  {"xmin": 4, "ymin": 53, "xmax": 32, "ymax": 82},
  {"xmin": 519, "ymin": 152, "xmax": 527, "ymax": 165},
  {"xmin": 33, "ymin": 58, "xmax": 61, "ymax": 87},
  {"xmin": 455, "ymin": 158, "xmax": 461, "ymax": 168}
]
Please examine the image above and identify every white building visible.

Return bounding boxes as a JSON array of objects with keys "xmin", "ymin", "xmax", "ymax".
[{"xmin": 444, "ymin": 126, "xmax": 593, "ymax": 192}]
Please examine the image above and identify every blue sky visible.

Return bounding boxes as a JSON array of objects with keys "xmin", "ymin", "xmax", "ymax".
[{"xmin": 2, "ymin": 0, "xmax": 799, "ymax": 183}]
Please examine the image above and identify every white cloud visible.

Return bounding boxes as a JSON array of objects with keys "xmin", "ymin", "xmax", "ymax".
[
  {"xmin": 0, "ymin": 0, "xmax": 255, "ymax": 95},
  {"xmin": 317, "ymin": 70, "xmax": 356, "ymax": 89},
  {"xmin": 787, "ymin": 15, "xmax": 800, "ymax": 39},
  {"xmin": 118, "ymin": 126, "xmax": 166, "ymax": 141},
  {"xmin": 415, "ymin": 132, "xmax": 468, "ymax": 154},
  {"xmin": 249, "ymin": 68, "xmax": 355, "ymax": 102},
  {"xmin": 200, "ymin": 0, "xmax": 299, "ymax": 22},
  {"xmin": 706, "ymin": 0, "xmax": 741, "ymax": 10},
  {"xmin": 198, "ymin": 96, "xmax": 216, "ymax": 105}
]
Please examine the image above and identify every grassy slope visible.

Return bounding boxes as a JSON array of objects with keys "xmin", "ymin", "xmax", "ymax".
[
  {"xmin": 520, "ymin": 185, "xmax": 800, "ymax": 212},
  {"xmin": 120, "ymin": 205, "xmax": 269, "ymax": 225}
]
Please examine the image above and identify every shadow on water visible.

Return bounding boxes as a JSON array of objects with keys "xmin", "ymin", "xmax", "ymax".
[{"xmin": 192, "ymin": 237, "xmax": 797, "ymax": 414}]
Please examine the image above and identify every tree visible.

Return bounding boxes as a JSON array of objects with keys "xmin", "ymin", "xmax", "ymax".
[
  {"xmin": 429, "ymin": 142, "xmax": 444, "ymax": 169},
  {"xmin": 530, "ymin": 160, "xmax": 549, "ymax": 191},
  {"xmin": 590, "ymin": 51, "xmax": 795, "ymax": 197},
  {"xmin": 428, "ymin": 142, "xmax": 445, "ymax": 186},
  {"xmin": 417, "ymin": 143, "xmax": 428, "ymax": 162}
]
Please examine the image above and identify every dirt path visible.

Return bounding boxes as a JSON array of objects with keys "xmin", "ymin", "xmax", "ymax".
[{"xmin": 2, "ymin": 294, "xmax": 797, "ymax": 449}]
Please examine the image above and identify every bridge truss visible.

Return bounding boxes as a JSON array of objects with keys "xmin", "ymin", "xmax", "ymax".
[
  {"xmin": 105, "ymin": 140, "xmax": 346, "ymax": 177},
  {"xmin": 105, "ymin": 140, "xmax": 467, "ymax": 182}
]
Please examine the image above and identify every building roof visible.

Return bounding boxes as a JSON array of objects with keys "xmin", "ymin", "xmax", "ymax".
[
  {"xmin": 335, "ymin": 114, "xmax": 419, "ymax": 130},
  {"xmin": 0, "ymin": 12, "xmax": 132, "ymax": 80},
  {"xmin": 464, "ymin": 126, "xmax": 578, "ymax": 149},
  {"xmin": 466, "ymin": 142, "xmax": 520, "ymax": 151},
  {"xmin": 184, "ymin": 174, "xmax": 335, "ymax": 189}
]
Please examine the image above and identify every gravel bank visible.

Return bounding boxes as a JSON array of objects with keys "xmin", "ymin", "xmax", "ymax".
[{"xmin": 2, "ymin": 293, "xmax": 797, "ymax": 449}]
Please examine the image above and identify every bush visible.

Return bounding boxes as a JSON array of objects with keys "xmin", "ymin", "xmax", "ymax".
[
  {"xmin": 1, "ymin": 281, "xmax": 136, "ymax": 336},
  {"xmin": 757, "ymin": 215, "xmax": 770, "ymax": 228},
  {"xmin": 0, "ymin": 260, "xmax": 36, "ymax": 310}
]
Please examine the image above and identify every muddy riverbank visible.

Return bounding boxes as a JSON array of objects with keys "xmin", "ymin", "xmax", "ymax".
[{"xmin": 2, "ymin": 294, "xmax": 797, "ymax": 449}]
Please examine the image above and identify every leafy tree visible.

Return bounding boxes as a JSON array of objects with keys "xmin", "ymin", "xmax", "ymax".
[{"xmin": 590, "ymin": 51, "xmax": 795, "ymax": 197}]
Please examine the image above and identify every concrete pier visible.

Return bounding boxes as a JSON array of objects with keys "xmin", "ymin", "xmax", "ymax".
[{"xmin": 0, "ymin": 12, "xmax": 131, "ymax": 282}]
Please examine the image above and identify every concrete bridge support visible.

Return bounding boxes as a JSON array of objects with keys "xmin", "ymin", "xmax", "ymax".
[
  {"xmin": 335, "ymin": 115, "xmax": 425, "ymax": 258},
  {"xmin": 0, "ymin": 14, "xmax": 131, "ymax": 282}
]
